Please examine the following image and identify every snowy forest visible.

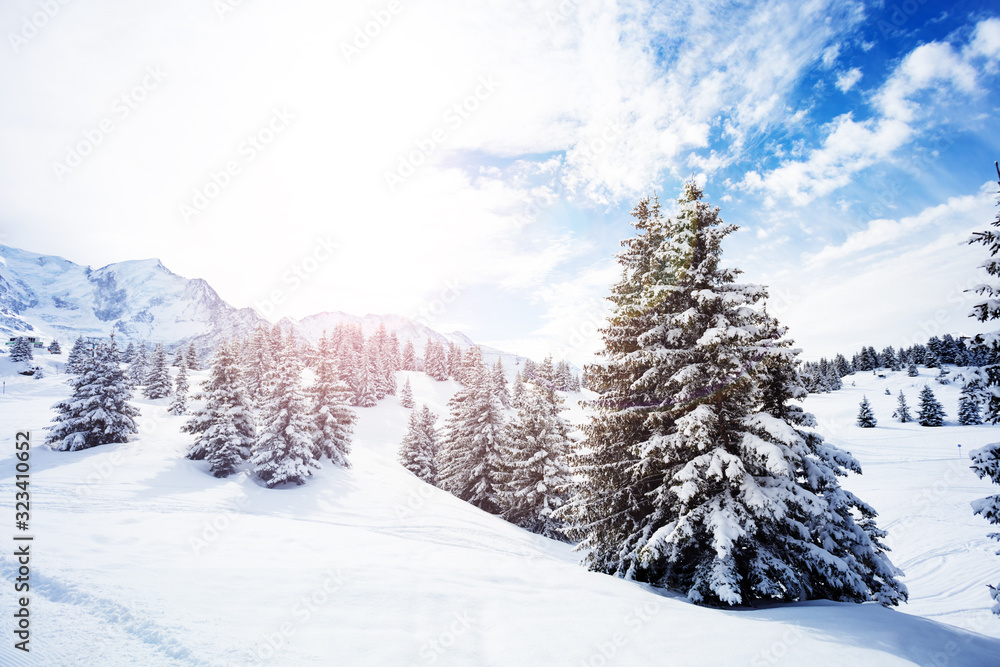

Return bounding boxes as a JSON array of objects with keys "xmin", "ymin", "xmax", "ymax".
[{"xmin": 7, "ymin": 180, "xmax": 994, "ymax": 622}]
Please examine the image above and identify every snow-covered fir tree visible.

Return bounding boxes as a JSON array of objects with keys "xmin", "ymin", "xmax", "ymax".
[
  {"xmin": 559, "ymin": 184, "xmax": 905, "ymax": 607},
  {"xmin": 352, "ymin": 346, "xmax": 378, "ymax": 408},
  {"xmin": 857, "ymin": 396, "xmax": 877, "ymax": 427},
  {"xmin": 183, "ymin": 339, "xmax": 255, "ymax": 477},
  {"xmin": 46, "ymin": 335, "xmax": 138, "ymax": 451},
  {"xmin": 310, "ymin": 333, "xmax": 355, "ymax": 468},
  {"xmin": 970, "ymin": 440, "xmax": 1000, "ymax": 615},
  {"xmin": 169, "ymin": 359, "xmax": 190, "ymax": 415},
  {"xmin": 129, "ymin": 341, "xmax": 148, "ymax": 386},
  {"xmin": 9, "ymin": 337, "xmax": 33, "ymax": 364},
  {"xmin": 916, "ymin": 385, "xmax": 945, "ymax": 426},
  {"xmin": 144, "ymin": 343, "xmax": 172, "ymax": 399},
  {"xmin": 511, "ymin": 371, "xmax": 525, "ymax": 408},
  {"xmin": 252, "ymin": 332, "xmax": 321, "ymax": 486},
  {"xmin": 172, "ymin": 348, "xmax": 185, "ymax": 367},
  {"xmin": 500, "ymin": 383, "xmax": 573, "ymax": 539},
  {"xmin": 398, "ymin": 404, "xmax": 439, "ymax": 484},
  {"xmin": 400, "ymin": 377, "xmax": 415, "ymax": 408},
  {"xmin": 438, "ymin": 357, "xmax": 506, "ymax": 513},
  {"xmin": 491, "ymin": 358, "xmax": 510, "ymax": 408},
  {"xmin": 49, "ymin": 339, "xmax": 61, "ymax": 355},
  {"xmin": 958, "ymin": 381, "xmax": 983, "ymax": 425},
  {"xmin": 424, "ymin": 339, "xmax": 449, "ymax": 381},
  {"xmin": 401, "ymin": 340, "xmax": 417, "ymax": 371},
  {"xmin": 892, "ymin": 391, "xmax": 912, "ymax": 423},
  {"xmin": 907, "ymin": 362, "xmax": 918, "ymax": 377},
  {"xmin": 185, "ymin": 341, "xmax": 200, "ymax": 370}
]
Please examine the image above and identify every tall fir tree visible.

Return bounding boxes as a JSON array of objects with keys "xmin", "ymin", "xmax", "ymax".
[
  {"xmin": 352, "ymin": 346, "xmax": 379, "ymax": 408},
  {"xmin": 65, "ymin": 337, "xmax": 89, "ymax": 374},
  {"xmin": 916, "ymin": 385, "xmax": 946, "ymax": 426},
  {"xmin": 49, "ymin": 339, "xmax": 62, "ymax": 355},
  {"xmin": 559, "ymin": 184, "xmax": 904, "ymax": 607},
  {"xmin": 183, "ymin": 340, "xmax": 255, "ymax": 476},
  {"xmin": 907, "ymin": 362, "xmax": 919, "ymax": 377},
  {"xmin": 959, "ymin": 381, "xmax": 983, "ymax": 425},
  {"xmin": 172, "ymin": 348, "xmax": 185, "ymax": 367},
  {"xmin": 186, "ymin": 341, "xmax": 201, "ymax": 370},
  {"xmin": 438, "ymin": 362, "xmax": 507, "ymax": 513},
  {"xmin": 892, "ymin": 391, "xmax": 912, "ymax": 423},
  {"xmin": 310, "ymin": 334, "xmax": 355, "ymax": 468},
  {"xmin": 129, "ymin": 341, "xmax": 149, "ymax": 386},
  {"xmin": 399, "ymin": 405, "xmax": 439, "ymax": 485},
  {"xmin": 500, "ymin": 383, "xmax": 573, "ymax": 539},
  {"xmin": 857, "ymin": 396, "xmax": 877, "ymax": 427},
  {"xmin": 252, "ymin": 332, "xmax": 321, "ymax": 486},
  {"xmin": 169, "ymin": 359, "xmax": 190, "ymax": 415},
  {"xmin": 143, "ymin": 343, "xmax": 172, "ymax": 399},
  {"xmin": 491, "ymin": 358, "xmax": 510, "ymax": 408},
  {"xmin": 401, "ymin": 340, "xmax": 417, "ymax": 371},
  {"xmin": 46, "ymin": 335, "xmax": 139, "ymax": 451},
  {"xmin": 9, "ymin": 337, "xmax": 33, "ymax": 364},
  {"xmin": 400, "ymin": 376, "xmax": 415, "ymax": 408},
  {"xmin": 970, "ymin": 440, "xmax": 1000, "ymax": 616}
]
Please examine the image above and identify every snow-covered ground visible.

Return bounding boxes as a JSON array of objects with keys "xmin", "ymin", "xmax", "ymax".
[{"xmin": 1, "ymin": 356, "xmax": 999, "ymax": 666}]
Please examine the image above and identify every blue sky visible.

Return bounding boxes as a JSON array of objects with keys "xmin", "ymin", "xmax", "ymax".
[{"xmin": 1, "ymin": 0, "xmax": 999, "ymax": 364}]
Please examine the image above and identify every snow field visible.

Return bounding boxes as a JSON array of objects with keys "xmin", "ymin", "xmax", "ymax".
[{"xmin": 0, "ymin": 359, "xmax": 998, "ymax": 665}]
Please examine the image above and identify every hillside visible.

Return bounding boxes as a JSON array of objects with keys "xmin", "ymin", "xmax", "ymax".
[{"xmin": 1, "ymin": 355, "xmax": 999, "ymax": 666}]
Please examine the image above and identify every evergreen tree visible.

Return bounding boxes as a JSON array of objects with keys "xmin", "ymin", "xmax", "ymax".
[
  {"xmin": 857, "ymin": 396, "xmax": 877, "ymax": 428},
  {"xmin": 310, "ymin": 334, "xmax": 355, "ymax": 468},
  {"xmin": 924, "ymin": 347, "xmax": 940, "ymax": 369},
  {"xmin": 183, "ymin": 340, "xmax": 255, "ymax": 476},
  {"xmin": 172, "ymin": 348, "xmax": 185, "ymax": 367},
  {"xmin": 122, "ymin": 341, "xmax": 136, "ymax": 364},
  {"xmin": 958, "ymin": 382, "xmax": 983, "ymax": 425},
  {"xmin": 500, "ymin": 384, "xmax": 573, "ymax": 539},
  {"xmin": 558, "ymin": 184, "xmax": 904, "ymax": 607},
  {"xmin": 9, "ymin": 337, "xmax": 33, "ymax": 364},
  {"xmin": 185, "ymin": 341, "xmax": 201, "ymax": 370},
  {"xmin": 424, "ymin": 339, "xmax": 449, "ymax": 381},
  {"xmin": 935, "ymin": 367, "xmax": 951, "ymax": 385},
  {"xmin": 970, "ymin": 440, "xmax": 1000, "ymax": 615},
  {"xmin": 46, "ymin": 336, "xmax": 138, "ymax": 451},
  {"xmin": 401, "ymin": 340, "xmax": 417, "ymax": 371},
  {"xmin": 892, "ymin": 391, "xmax": 911, "ymax": 423},
  {"xmin": 169, "ymin": 359, "xmax": 190, "ymax": 415},
  {"xmin": 492, "ymin": 358, "xmax": 510, "ymax": 408},
  {"xmin": 907, "ymin": 362, "xmax": 918, "ymax": 377},
  {"xmin": 65, "ymin": 337, "xmax": 89, "ymax": 374},
  {"xmin": 916, "ymin": 385, "xmax": 945, "ymax": 426},
  {"xmin": 129, "ymin": 341, "xmax": 149, "ymax": 386},
  {"xmin": 143, "ymin": 343, "xmax": 172, "ymax": 399},
  {"xmin": 352, "ymin": 347, "xmax": 378, "ymax": 408},
  {"xmin": 399, "ymin": 405, "xmax": 439, "ymax": 484},
  {"xmin": 438, "ymin": 362, "xmax": 506, "ymax": 513},
  {"xmin": 252, "ymin": 333, "xmax": 321, "ymax": 486},
  {"xmin": 49, "ymin": 339, "xmax": 62, "ymax": 355},
  {"xmin": 511, "ymin": 372, "xmax": 525, "ymax": 409},
  {"xmin": 400, "ymin": 377, "xmax": 415, "ymax": 409}
]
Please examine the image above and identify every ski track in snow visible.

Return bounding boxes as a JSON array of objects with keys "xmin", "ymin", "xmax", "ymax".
[{"xmin": 2, "ymin": 357, "xmax": 1000, "ymax": 665}]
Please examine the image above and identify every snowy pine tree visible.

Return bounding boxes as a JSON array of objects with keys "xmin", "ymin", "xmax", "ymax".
[
  {"xmin": 129, "ymin": 341, "xmax": 148, "ymax": 386},
  {"xmin": 401, "ymin": 340, "xmax": 417, "ymax": 371},
  {"xmin": 399, "ymin": 405, "xmax": 439, "ymax": 484},
  {"xmin": 491, "ymin": 358, "xmax": 510, "ymax": 408},
  {"xmin": 907, "ymin": 362, "xmax": 918, "ymax": 377},
  {"xmin": 352, "ymin": 347, "xmax": 378, "ymax": 408},
  {"xmin": 49, "ymin": 339, "xmax": 61, "ymax": 355},
  {"xmin": 252, "ymin": 333, "xmax": 321, "ymax": 486},
  {"xmin": 46, "ymin": 336, "xmax": 138, "ymax": 451},
  {"xmin": 958, "ymin": 382, "xmax": 983, "ymax": 425},
  {"xmin": 9, "ymin": 337, "xmax": 33, "ymax": 364},
  {"xmin": 185, "ymin": 341, "xmax": 201, "ymax": 370},
  {"xmin": 400, "ymin": 377, "xmax": 415, "ymax": 408},
  {"xmin": 500, "ymin": 383, "xmax": 573, "ymax": 539},
  {"xmin": 310, "ymin": 334, "xmax": 355, "ymax": 468},
  {"xmin": 438, "ymin": 361, "xmax": 506, "ymax": 513},
  {"xmin": 916, "ymin": 385, "xmax": 945, "ymax": 426},
  {"xmin": 169, "ymin": 360, "xmax": 190, "ymax": 416},
  {"xmin": 183, "ymin": 340, "xmax": 255, "ymax": 477},
  {"xmin": 970, "ymin": 441, "xmax": 1000, "ymax": 615},
  {"xmin": 172, "ymin": 348, "xmax": 185, "ymax": 367},
  {"xmin": 857, "ymin": 396, "xmax": 877, "ymax": 427},
  {"xmin": 143, "ymin": 343, "xmax": 172, "ymax": 399},
  {"xmin": 558, "ymin": 184, "xmax": 905, "ymax": 607},
  {"xmin": 892, "ymin": 391, "xmax": 911, "ymax": 423}
]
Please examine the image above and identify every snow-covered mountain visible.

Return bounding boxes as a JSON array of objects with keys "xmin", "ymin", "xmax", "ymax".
[
  {"xmin": 0, "ymin": 244, "xmax": 267, "ymax": 350},
  {"xmin": 0, "ymin": 245, "xmax": 530, "ymax": 368}
]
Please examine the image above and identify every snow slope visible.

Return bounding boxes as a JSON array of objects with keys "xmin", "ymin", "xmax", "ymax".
[{"xmin": 0, "ymin": 361, "xmax": 999, "ymax": 666}]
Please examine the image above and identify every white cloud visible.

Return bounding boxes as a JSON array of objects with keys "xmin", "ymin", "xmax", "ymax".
[{"xmin": 835, "ymin": 67, "xmax": 862, "ymax": 92}]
